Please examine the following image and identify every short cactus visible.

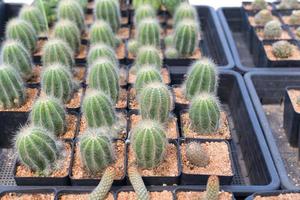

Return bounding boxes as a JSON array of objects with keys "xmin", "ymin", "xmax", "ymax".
[
  {"xmin": 205, "ymin": 176, "xmax": 220, "ymax": 200},
  {"xmin": 272, "ymin": 40, "xmax": 293, "ymax": 58},
  {"xmin": 251, "ymin": 0, "xmax": 268, "ymax": 10},
  {"xmin": 134, "ymin": 4, "xmax": 156, "ymax": 25},
  {"xmin": 15, "ymin": 125, "xmax": 59, "ymax": 172},
  {"xmin": 53, "ymin": 19, "xmax": 81, "ymax": 53},
  {"xmin": 0, "ymin": 65, "xmax": 26, "ymax": 109},
  {"xmin": 128, "ymin": 39, "xmax": 139, "ymax": 55},
  {"xmin": 263, "ymin": 20, "xmax": 282, "ymax": 39},
  {"xmin": 94, "ymin": 0, "xmax": 121, "ymax": 33},
  {"xmin": 165, "ymin": 47, "xmax": 179, "ymax": 59},
  {"xmin": 128, "ymin": 164, "xmax": 150, "ymax": 200},
  {"xmin": 135, "ymin": 46, "xmax": 162, "ymax": 70},
  {"xmin": 132, "ymin": 120, "xmax": 167, "ymax": 168},
  {"xmin": 164, "ymin": 35, "xmax": 174, "ymax": 48},
  {"xmin": 19, "ymin": 5, "xmax": 47, "ymax": 34},
  {"xmin": 80, "ymin": 128, "xmax": 115, "ymax": 173},
  {"xmin": 1, "ymin": 40, "xmax": 33, "ymax": 80},
  {"xmin": 162, "ymin": 0, "xmax": 183, "ymax": 15},
  {"xmin": 277, "ymin": 0, "xmax": 299, "ymax": 9},
  {"xmin": 189, "ymin": 93, "xmax": 221, "ymax": 133},
  {"xmin": 87, "ymin": 43, "xmax": 118, "ymax": 66},
  {"xmin": 184, "ymin": 58, "xmax": 218, "ymax": 100},
  {"xmin": 289, "ymin": 10, "xmax": 300, "ymax": 25},
  {"xmin": 137, "ymin": 18, "xmax": 161, "ymax": 48},
  {"xmin": 139, "ymin": 82, "xmax": 173, "ymax": 124},
  {"xmin": 90, "ymin": 20, "xmax": 118, "ymax": 47},
  {"xmin": 186, "ymin": 142, "xmax": 209, "ymax": 167},
  {"xmin": 133, "ymin": 0, "xmax": 161, "ymax": 11},
  {"xmin": 173, "ymin": 2, "xmax": 198, "ymax": 27},
  {"xmin": 30, "ymin": 96, "xmax": 66, "ymax": 136},
  {"xmin": 5, "ymin": 18, "xmax": 37, "ymax": 52},
  {"xmin": 82, "ymin": 90, "xmax": 116, "ymax": 128},
  {"xmin": 41, "ymin": 64, "xmax": 74, "ymax": 103},
  {"xmin": 42, "ymin": 38, "xmax": 74, "ymax": 68},
  {"xmin": 254, "ymin": 9, "xmax": 273, "ymax": 26},
  {"xmin": 135, "ymin": 66, "xmax": 163, "ymax": 94}
]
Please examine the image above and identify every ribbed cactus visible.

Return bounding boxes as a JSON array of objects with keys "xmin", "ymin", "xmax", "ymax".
[
  {"xmin": 135, "ymin": 66, "xmax": 163, "ymax": 94},
  {"xmin": 90, "ymin": 20, "xmax": 118, "ymax": 47},
  {"xmin": 33, "ymin": 0, "xmax": 57, "ymax": 25},
  {"xmin": 15, "ymin": 125, "xmax": 59, "ymax": 172},
  {"xmin": 87, "ymin": 43, "xmax": 118, "ymax": 66},
  {"xmin": 137, "ymin": 18, "xmax": 161, "ymax": 48},
  {"xmin": 89, "ymin": 166, "xmax": 115, "ymax": 200},
  {"xmin": 82, "ymin": 90, "xmax": 116, "ymax": 128},
  {"xmin": 263, "ymin": 20, "xmax": 282, "ymax": 39},
  {"xmin": 165, "ymin": 47, "xmax": 179, "ymax": 59},
  {"xmin": 272, "ymin": 40, "xmax": 293, "ymax": 58},
  {"xmin": 128, "ymin": 39, "xmax": 139, "ymax": 55},
  {"xmin": 139, "ymin": 82, "xmax": 172, "ymax": 124},
  {"xmin": 1, "ymin": 40, "xmax": 33, "ymax": 80},
  {"xmin": 53, "ymin": 19, "xmax": 81, "ymax": 53},
  {"xmin": 174, "ymin": 19, "xmax": 199, "ymax": 57},
  {"xmin": 134, "ymin": 4, "xmax": 156, "ymax": 25},
  {"xmin": 251, "ymin": 0, "xmax": 267, "ymax": 10},
  {"xmin": 186, "ymin": 142, "xmax": 209, "ymax": 167},
  {"xmin": 254, "ymin": 9, "xmax": 273, "ymax": 26},
  {"xmin": 132, "ymin": 120, "xmax": 167, "ymax": 168},
  {"xmin": 80, "ymin": 129, "xmax": 115, "ymax": 173},
  {"xmin": 128, "ymin": 164, "xmax": 150, "ymax": 200},
  {"xmin": 94, "ymin": 0, "xmax": 121, "ymax": 33},
  {"xmin": 162, "ymin": 0, "xmax": 183, "ymax": 15},
  {"xmin": 278, "ymin": 0, "xmax": 299, "ymax": 9},
  {"xmin": 0, "ymin": 65, "xmax": 26, "ymax": 109},
  {"xmin": 5, "ymin": 18, "xmax": 37, "ymax": 52},
  {"xmin": 290, "ymin": 10, "xmax": 300, "ymax": 25},
  {"xmin": 19, "ymin": 5, "xmax": 47, "ymax": 34},
  {"xmin": 164, "ymin": 35, "xmax": 174, "ymax": 48},
  {"xmin": 133, "ymin": 0, "xmax": 161, "ymax": 11},
  {"xmin": 173, "ymin": 2, "xmax": 198, "ymax": 27},
  {"xmin": 30, "ymin": 96, "xmax": 66, "ymax": 136},
  {"xmin": 205, "ymin": 176, "xmax": 220, "ymax": 200},
  {"xmin": 41, "ymin": 64, "xmax": 74, "ymax": 103},
  {"xmin": 184, "ymin": 58, "xmax": 218, "ymax": 100},
  {"xmin": 87, "ymin": 58, "xmax": 119, "ymax": 104},
  {"xmin": 57, "ymin": 0, "xmax": 85, "ymax": 30},
  {"xmin": 135, "ymin": 46, "xmax": 162, "ymax": 70},
  {"xmin": 189, "ymin": 93, "xmax": 221, "ymax": 133},
  {"xmin": 42, "ymin": 38, "xmax": 74, "ymax": 68}
]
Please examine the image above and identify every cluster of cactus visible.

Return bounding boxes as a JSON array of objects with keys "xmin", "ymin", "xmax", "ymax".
[
  {"xmin": 254, "ymin": 9, "xmax": 273, "ymax": 26},
  {"xmin": 135, "ymin": 46, "xmax": 162, "ymax": 70},
  {"xmin": 128, "ymin": 164, "xmax": 150, "ymax": 200},
  {"xmin": 135, "ymin": 66, "xmax": 163, "ymax": 94},
  {"xmin": 90, "ymin": 20, "xmax": 119, "ymax": 48},
  {"xmin": 205, "ymin": 176, "xmax": 220, "ymax": 200},
  {"xmin": 277, "ymin": 0, "xmax": 299, "ymax": 9},
  {"xmin": 134, "ymin": 4, "xmax": 156, "ymax": 25},
  {"xmin": 19, "ymin": 5, "xmax": 47, "ymax": 34},
  {"xmin": 289, "ymin": 10, "xmax": 300, "ymax": 25},
  {"xmin": 87, "ymin": 43, "xmax": 119, "ymax": 66},
  {"xmin": 133, "ymin": 0, "xmax": 161, "ymax": 11},
  {"xmin": 272, "ymin": 40, "xmax": 293, "ymax": 58},
  {"xmin": 186, "ymin": 141, "xmax": 209, "ymax": 167},
  {"xmin": 251, "ymin": 0, "xmax": 268, "ymax": 10},
  {"xmin": 263, "ymin": 20, "xmax": 282, "ymax": 39}
]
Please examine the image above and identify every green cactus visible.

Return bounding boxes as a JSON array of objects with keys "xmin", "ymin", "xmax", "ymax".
[
  {"xmin": 184, "ymin": 58, "xmax": 218, "ymax": 100},
  {"xmin": 53, "ymin": 19, "xmax": 81, "ymax": 53},
  {"xmin": 165, "ymin": 47, "xmax": 179, "ymax": 59},
  {"xmin": 128, "ymin": 164, "xmax": 150, "ymax": 200},
  {"xmin": 30, "ymin": 96, "xmax": 66, "ymax": 136},
  {"xmin": 76, "ymin": 0, "xmax": 88, "ymax": 9},
  {"xmin": 128, "ymin": 39, "xmax": 139, "ymax": 55},
  {"xmin": 15, "ymin": 125, "xmax": 59, "ymax": 172},
  {"xmin": 0, "ymin": 65, "xmax": 26, "ymax": 109},
  {"xmin": 89, "ymin": 166, "xmax": 115, "ymax": 200},
  {"xmin": 42, "ymin": 38, "xmax": 74, "ymax": 68},
  {"xmin": 57, "ymin": 0, "xmax": 85, "ymax": 31},
  {"xmin": 135, "ymin": 66, "xmax": 163, "ymax": 94},
  {"xmin": 189, "ymin": 93, "xmax": 221, "ymax": 133},
  {"xmin": 186, "ymin": 142, "xmax": 209, "ymax": 167},
  {"xmin": 5, "ymin": 18, "xmax": 37, "ymax": 52},
  {"xmin": 139, "ymin": 82, "xmax": 172, "ymax": 124},
  {"xmin": 90, "ymin": 20, "xmax": 119, "ymax": 47},
  {"xmin": 80, "ymin": 128, "xmax": 115, "ymax": 173},
  {"xmin": 164, "ymin": 35, "xmax": 174, "ymax": 48},
  {"xmin": 82, "ymin": 90, "xmax": 116, "ymax": 128},
  {"xmin": 1, "ymin": 40, "xmax": 33, "ymax": 80},
  {"xmin": 87, "ymin": 58, "xmax": 119, "ymax": 104},
  {"xmin": 272, "ymin": 40, "xmax": 293, "ymax": 58},
  {"xmin": 173, "ymin": 2, "xmax": 198, "ymax": 27},
  {"xmin": 94, "ymin": 0, "xmax": 121, "ymax": 33},
  {"xmin": 134, "ymin": 4, "xmax": 156, "ymax": 25},
  {"xmin": 251, "ymin": 0, "xmax": 268, "ymax": 10},
  {"xmin": 205, "ymin": 176, "xmax": 220, "ymax": 200},
  {"xmin": 162, "ymin": 0, "xmax": 184, "ymax": 15},
  {"xmin": 290, "ymin": 10, "xmax": 300, "ymax": 25},
  {"xmin": 41, "ymin": 64, "xmax": 74, "ymax": 103},
  {"xmin": 263, "ymin": 20, "xmax": 282, "ymax": 39},
  {"xmin": 19, "ymin": 5, "xmax": 47, "ymax": 34},
  {"xmin": 133, "ymin": 0, "xmax": 161, "ymax": 11},
  {"xmin": 137, "ymin": 18, "xmax": 161, "ymax": 48},
  {"xmin": 277, "ymin": 0, "xmax": 299, "ymax": 9},
  {"xmin": 33, "ymin": 0, "xmax": 58, "ymax": 26},
  {"xmin": 135, "ymin": 46, "xmax": 162, "ymax": 70},
  {"xmin": 254, "ymin": 9, "xmax": 273, "ymax": 26},
  {"xmin": 87, "ymin": 43, "xmax": 118, "ymax": 66}
]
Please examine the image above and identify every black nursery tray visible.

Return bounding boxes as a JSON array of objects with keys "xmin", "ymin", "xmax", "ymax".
[{"xmin": 245, "ymin": 190, "xmax": 300, "ymax": 200}]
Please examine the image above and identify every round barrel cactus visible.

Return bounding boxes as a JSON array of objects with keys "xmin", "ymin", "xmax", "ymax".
[
  {"xmin": 135, "ymin": 46, "xmax": 162, "ymax": 70},
  {"xmin": 272, "ymin": 40, "xmax": 293, "ymax": 58},
  {"xmin": 254, "ymin": 9, "xmax": 273, "ymax": 26},
  {"xmin": 135, "ymin": 66, "xmax": 163, "ymax": 94},
  {"xmin": 19, "ymin": 5, "xmax": 47, "ymax": 34},
  {"xmin": 90, "ymin": 20, "xmax": 118, "ymax": 47},
  {"xmin": 263, "ymin": 20, "xmax": 282, "ymax": 39},
  {"xmin": 165, "ymin": 47, "xmax": 179, "ymax": 59},
  {"xmin": 87, "ymin": 43, "xmax": 118, "ymax": 66},
  {"xmin": 137, "ymin": 18, "xmax": 161, "ymax": 48},
  {"xmin": 133, "ymin": 0, "xmax": 161, "ymax": 11},
  {"xmin": 251, "ymin": 0, "xmax": 268, "ymax": 10},
  {"xmin": 290, "ymin": 10, "xmax": 300, "ymax": 24},
  {"xmin": 173, "ymin": 2, "xmax": 198, "ymax": 27},
  {"xmin": 134, "ymin": 4, "xmax": 156, "ymax": 25},
  {"xmin": 186, "ymin": 142, "xmax": 209, "ymax": 167}
]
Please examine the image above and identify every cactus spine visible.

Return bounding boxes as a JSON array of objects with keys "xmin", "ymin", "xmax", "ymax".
[
  {"xmin": 134, "ymin": 4, "xmax": 156, "ymax": 25},
  {"xmin": 135, "ymin": 66, "xmax": 163, "ymax": 94},
  {"xmin": 87, "ymin": 43, "xmax": 118, "ymax": 66},
  {"xmin": 135, "ymin": 46, "xmax": 162, "ymax": 70},
  {"xmin": 272, "ymin": 40, "xmax": 293, "ymax": 58},
  {"xmin": 290, "ymin": 10, "xmax": 300, "ymax": 25},
  {"xmin": 251, "ymin": 0, "xmax": 268, "ymax": 10},
  {"xmin": 133, "ymin": 0, "xmax": 161, "ymax": 11},
  {"xmin": 90, "ymin": 20, "xmax": 118, "ymax": 47},
  {"xmin": 128, "ymin": 164, "xmax": 150, "ymax": 200},
  {"xmin": 19, "ymin": 5, "xmax": 47, "ymax": 34},
  {"xmin": 137, "ymin": 18, "xmax": 161, "ymax": 48},
  {"xmin": 186, "ymin": 142, "xmax": 209, "ymax": 167},
  {"xmin": 173, "ymin": 3, "xmax": 198, "ymax": 27},
  {"xmin": 205, "ymin": 176, "xmax": 220, "ymax": 200},
  {"xmin": 254, "ymin": 9, "xmax": 273, "ymax": 26},
  {"xmin": 263, "ymin": 20, "xmax": 282, "ymax": 39}
]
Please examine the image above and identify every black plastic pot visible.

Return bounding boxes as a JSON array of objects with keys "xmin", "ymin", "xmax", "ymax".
[
  {"xmin": 0, "ymin": 188, "xmax": 56, "ymax": 199},
  {"xmin": 175, "ymin": 187, "xmax": 236, "ymax": 200},
  {"xmin": 245, "ymin": 190, "xmax": 300, "ymax": 200},
  {"xmin": 55, "ymin": 188, "xmax": 116, "ymax": 200}
]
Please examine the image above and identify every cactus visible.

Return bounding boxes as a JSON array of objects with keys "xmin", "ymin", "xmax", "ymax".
[
  {"xmin": 80, "ymin": 128, "xmax": 115, "ymax": 173},
  {"xmin": 133, "ymin": 0, "xmax": 161, "ymax": 11},
  {"xmin": 15, "ymin": 125, "xmax": 59, "ymax": 172},
  {"xmin": 135, "ymin": 46, "xmax": 162, "ymax": 70},
  {"xmin": 164, "ymin": 35, "xmax": 174, "ymax": 48},
  {"xmin": 278, "ymin": 0, "xmax": 299, "ymax": 9},
  {"xmin": 137, "ymin": 18, "xmax": 161, "ymax": 48},
  {"xmin": 0, "ymin": 65, "xmax": 26, "ymax": 109},
  {"xmin": 165, "ymin": 47, "xmax": 179, "ymax": 59},
  {"xmin": 42, "ymin": 38, "xmax": 74, "ymax": 68},
  {"xmin": 57, "ymin": 0, "xmax": 85, "ymax": 31},
  {"xmin": 87, "ymin": 43, "xmax": 118, "ymax": 66},
  {"xmin": 41, "ymin": 64, "xmax": 74, "ymax": 103},
  {"xmin": 128, "ymin": 39, "xmax": 139, "ymax": 55},
  {"xmin": 205, "ymin": 176, "xmax": 220, "ymax": 200},
  {"xmin": 290, "ymin": 10, "xmax": 300, "ymax": 25},
  {"xmin": 76, "ymin": 0, "xmax": 88, "ymax": 9},
  {"xmin": 189, "ymin": 93, "xmax": 220, "ymax": 133},
  {"xmin": 19, "ymin": 5, "xmax": 47, "ymax": 34},
  {"xmin": 89, "ymin": 166, "xmax": 115, "ymax": 200},
  {"xmin": 251, "ymin": 0, "xmax": 267, "ymax": 10},
  {"xmin": 33, "ymin": 0, "xmax": 58, "ymax": 25},
  {"xmin": 162, "ymin": 0, "xmax": 183, "ymax": 15},
  {"xmin": 139, "ymin": 82, "xmax": 172, "ymax": 124},
  {"xmin": 90, "ymin": 20, "xmax": 118, "ymax": 47},
  {"xmin": 186, "ymin": 142, "xmax": 209, "ymax": 167},
  {"xmin": 1, "ymin": 40, "xmax": 33, "ymax": 80},
  {"xmin": 135, "ymin": 66, "xmax": 163, "ymax": 94},
  {"xmin": 87, "ymin": 58, "xmax": 119, "ymax": 104},
  {"xmin": 296, "ymin": 27, "xmax": 300, "ymax": 38},
  {"xmin": 174, "ymin": 19, "xmax": 199, "ymax": 57},
  {"xmin": 134, "ymin": 4, "xmax": 156, "ymax": 25},
  {"xmin": 254, "ymin": 9, "xmax": 273, "ymax": 26},
  {"xmin": 128, "ymin": 164, "xmax": 150, "ymax": 200},
  {"xmin": 263, "ymin": 20, "xmax": 282, "ymax": 39},
  {"xmin": 173, "ymin": 2, "xmax": 198, "ymax": 27},
  {"xmin": 184, "ymin": 58, "xmax": 218, "ymax": 100},
  {"xmin": 53, "ymin": 19, "xmax": 81, "ymax": 53},
  {"xmin": 82, "ymin": 90, "xmax": 116, "ymax": 128},
  {"xmin": 5, "ymin": 18, "xmax": 37, "ymax": 52},
  {"xmin": 94, "ymin": 0, "xmax": 121, "ymax": 33},
  {"xmin": 272, "ymin": 40, "xmax": 293, "ymax": 58},
  {"xmin": 30, "ymin": 96, "xmax": 66, "ymax": 136}
]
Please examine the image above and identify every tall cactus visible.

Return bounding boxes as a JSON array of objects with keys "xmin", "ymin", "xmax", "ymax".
[
  {"xmin": 87, "ymin": 43, "xmax": 119, "ymax": 66},
  {"xmin": 128, "ymin": 164, "xmax": 150, "ymax": 200},
  {"xmin": 19, "ymin": 5, "xmax": 47, "ymax": 34},
  {"xmin": 173, "ymin": 2, "xmax": 198, "ymax": 27},
  {"xmin": 135, "ymin": 46, "xmax": 162, "ymax": 70},
  {"xmin": 134, "ymin": 4, "xmax": 156, "ymax": 25},
  {"xmin": 132, "ymin": 0, "xmax": 161, "ymax": 11},
  {"xmin": 205, "ymin": 176, "xmax": 220, "ymax": 200},
  {"xmin": 186, "ymin": 142, "xmax": 209, "ymax": 167},
  {"xmin": 90, "ymin": 20, "xmax": 118, "ymax": 47},
  {"xmin": 134, "ymin": 66, "xmax": 163, "ymax": 94},
  {"xmin": 137, "ymin": 18, "xmax": 161, "ymax": 47}
]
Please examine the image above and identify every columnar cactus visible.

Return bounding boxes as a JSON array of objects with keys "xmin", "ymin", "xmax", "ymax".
[
  {"xmin": 278, "ymin": 0, "xmax": 299, "ymax": 9},
  {"xmin": 42, "ymin": 38, "xmax": 74, "ymax": 68},
  {"xmin": 19, "ymin": 5, "xmax": 47, "ymax": 34},
  {"xmin": 134, "ymin": 4, "xmax": 156, "ymax": 25},
  {"xmin": 139, "ymin": 83, "xmax": 173, "ymax": 124},
  {"xmin": 82, "ymin": 90, "xmax": 116, "ymax": 128},
  {"xmin": 57, "ymin": 0, "xmax": 85, "ymax": 31},
  {"xmin": 162, "ymin": 0, "xmax": 183, "ymax": 15},
  {"xmin": 251, "ymin": 0, "xmax": 268, "ymax": 10},
  {"xmin": 90, "ymin": 20, "xmax": 118, "ymax": 47},
  {"xmin": 254, "ymin": 9, "xmax": 273, "ymax": 26},
  {"xmin": 87, "ymin": 58, "xmax": 119, "ymax": 104},
  {"xmin": 205, "ymin": 176, "xmax": 220, "ymax": 200},
  {"xmin": 5, "ymin": 18, "xmax": 37, "ymax": 52},
  {"xmin": 135, "ymin": 46, "xmax": 162, "ymax": 70},
  {"xmin": 137, "ymin": 18, "xmax": 161, "ymax": 48},
  {"xmin": 30, "ymin": 96, "xmax": 66, "ymax": 136},
  {"xmin": 135, "ymin": 66, "xmax": 163, "ymax": 94},
  {"xmin": 53, "ymin": 19, "xmax": 81, "ymax": 53},
  {"xmin": 186, "ymin": 142, "xmax": 209, "ymax": 167},
  {"xmin": 290, "ymin": 10, "xmax": 300, "ymax": 25},
  {"xmin": 94, "ymin": 0, "xmax": 121, "ymax": 33},
  {"xmin": 173, "ymin": 2, "xmax": 198, "ymax": 27},
  {"xmin": 133, "ymin": 0, "xmax": 161, "ymax": 11},
  {"xmin": 1, "ymin": 40, "xmax": 33, "ymax": 80},
  {"xmin": 272, "ymin": 40, "xmax": 293, "ymax": 58},
  {"xmin": 263, "ymin": 20, "xmax": 282, "ymax": 39},
  {"xmin": 128, "ymin": 164, "xmax": 150, "ymax": 200},
  {"xmin": 0, "ymin": 65, "xmax": 26, "ymax": 109},
  {"xmin": 41, "ymin": 64, "xmax": 74, "ymax": 103},
  {"xmin": 80, "ymin": 129, "xmax": 115, "ymax": 173},
  {"xmin": 87, "ymin": 43, "xmax": 118, "ymax": 66},
  {"xmin": 15, "ymin": 125, "xmax": 59, "ymax": 172},
  {"xmin": 189, "ymin": 93, "xmax": 221, "ymax": 133},
  {"xmin": 184, "ymin": 58, "xmax": 218, "ymax": 100}
]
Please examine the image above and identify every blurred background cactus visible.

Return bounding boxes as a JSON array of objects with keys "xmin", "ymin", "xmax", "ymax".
[
  {"xmin": 134, "ymin": 4, "xmax": 156, "ymax": 25},
  {"xmin": 173, "ymin": 2, "xmax": 198, "ymax": 27},
  {"xmin": 289, "ymin": 10, "xmax": 300, "ymax": 25},
  {"xmin": 277, "ymin": 0, "xmax": 299, "ymax": 9},
  {"xmin": 133, "ymin": 0, "xmax": 161, "ymax": 11},
  {"xmin": 87, "ymin": 43, "xmax": 118, "ymax": 66},
  {"xmin": 254, "ymin": 9, "xmax": 273, "ymax": 26},
  {"xmin": 272, "ymin": 40, "xmax": 293, "ymax": 58},
  {"xmin": 251, "ymin": 0, "xmax": 268, "ymax": 10},
  {"xmin": 134, "ymin": 66, "xmax": 163, "ymax": 94},
  {"xmin": 90, "ymin": 20, "xmax": 119, "ymax": 47},
  {"xmin": 263, "ymin": 20, "xmax": 282, "ymax": 39}
]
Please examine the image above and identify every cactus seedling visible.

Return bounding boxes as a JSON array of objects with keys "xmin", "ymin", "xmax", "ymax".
[
  {"xmin": 135, "ymin": 66, "xmax": 163, "ymax": 94},
  {"xmin": 278, "ymin": 0, "xmax": 299, "ymax": 9},
  {"xmin": 133, "ymin": 0, "xmax": 161, "ymax": 11},
  {"xmin": 87, "ymin": 43, "xmax": 119, "ymax": 66},
  {"xmin": 128, "ymin": 39, "xmax": 139, "ymax": 55},
  {"xmin": 254, "ymin": 9, "xmax": 273, "ymax": 26},
  {"xmin": 272, "ymin": 40, "xmax": 293, "ymax": 58},
  {"xmin": 251, "ymin": 0, "xmax": 268, "ymax": 10},
  {"xmin": 173, "ymin": 2, "xmax": 198, "ymax": 27},
  {"xmin": 137, "ymin": 18, "xmax": 161, "ymax": 48},
  {"xmin": 289, "ymin": 10, "xmax": 300, "ymax": 25},
  {"xmin": 90, "ymin": 20, "xmax": 119, "ymax": 48},
  {"xmin": 19, "ymin": 5, "xmax": 47, "ymax": 34},
  {"xmin": 134, "ymin": 4, "xmax": 156, "ymax": 25},
  {"xmin": 186, "ymin": 142, "xmax": 209, "ymax": 167},
  {"xmin": 135, "ymin": 46, "xmax": 162, "ymax": 70},
  {"xmin": 205, "ymin": 176, "xmax": 220, "ymax": 200},
  {"xmin": 128, "ymin": 164, "xmax": 150, "ymax": 200},
  {"xmin": 165, "ymin": 47, "xmax": 179, "ymax": 59},
  {"xmin": 263, "ymin": 20, "xmax": 282, "ymax": 39}
]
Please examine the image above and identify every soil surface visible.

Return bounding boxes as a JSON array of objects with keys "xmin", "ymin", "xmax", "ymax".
[
  {"xmin": 0, "ymin": 193, "xmax": 54, "ymax": 200},
  {"xmin": 117, "ymin": 191, "xmax": 173, "ymax": 200},
  {"xmin": 264, "ymin": 44, "xmax": 300, "ymax": 60},
  {"xmin": 254, "ymin": 193, "xmax": 300, "ymax": 200},
  {"xmin": 287, "ymin": 89, "xmax": 300, "ymax": 113},
  {"xmin": 59, "ymin": 192, "xmax": 114, "ymax": 200},
  {"xmin": 176, "ymin": 191, "xmax": 233, "ymax": 200}
]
